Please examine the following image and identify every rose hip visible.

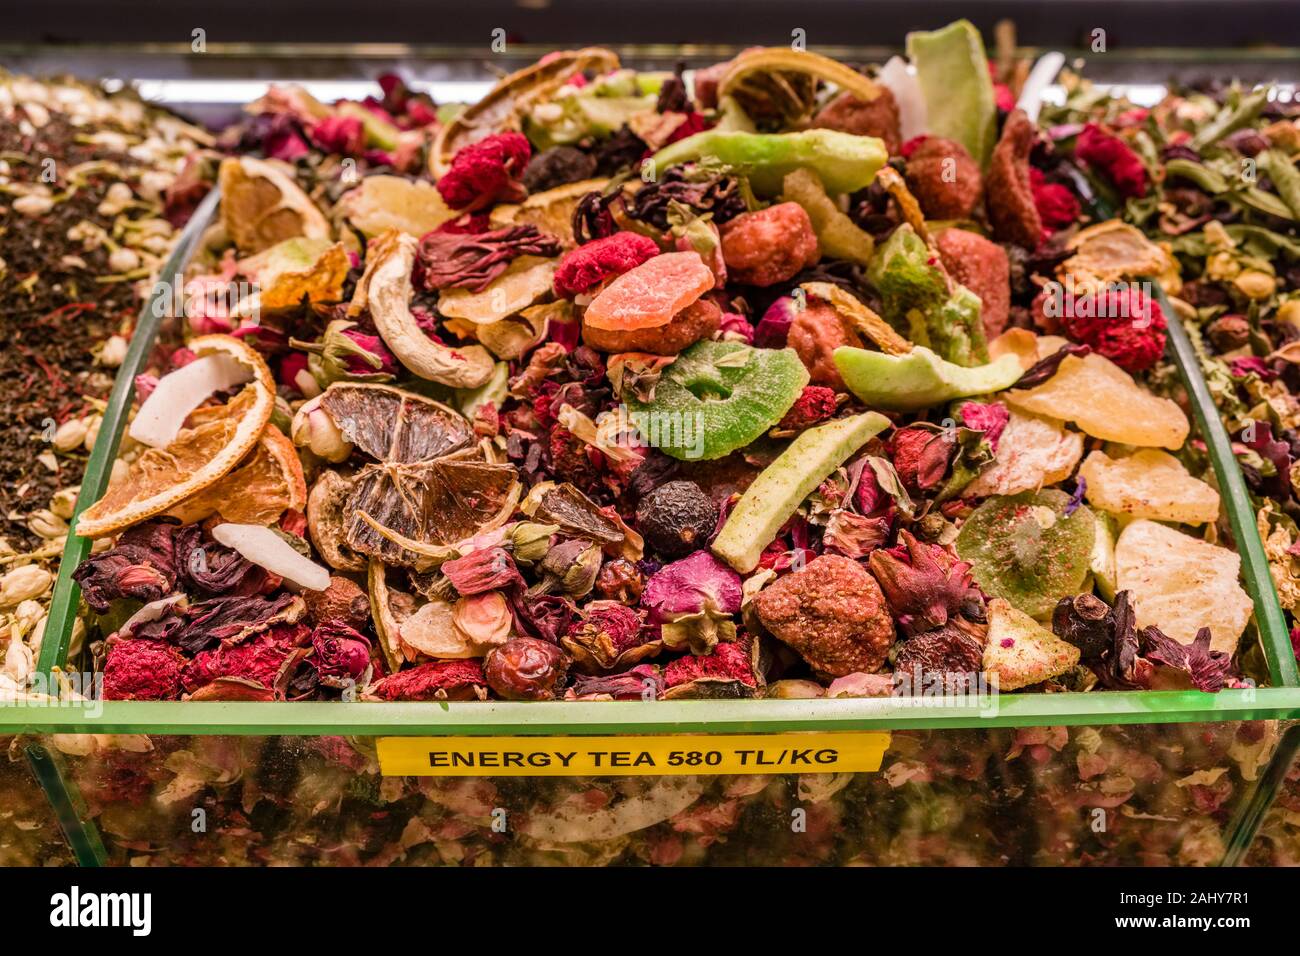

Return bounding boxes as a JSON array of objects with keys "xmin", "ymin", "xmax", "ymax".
[{"xmin": 485, "ymin": 637, "xmax": 571, "ymax": 700}]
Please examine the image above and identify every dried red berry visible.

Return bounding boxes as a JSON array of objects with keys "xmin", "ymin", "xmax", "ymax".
[
  {"xmin": 435, "ymin": 131, "xmax": 531, "ymax": 211},
  {"xmin": 552, "ymin": 231, "xmax": 660, "ymax": 299},
  {"xmin": 1075, "ymin": 123, "xmax": 1149, "ymax": 198},
  {"xmin": 485, "ymin": 637, "xmax": 571, "ymax": 700},
  {"xmin": 777, "ymin": 385, "xmax": 837, "ymax": 430},
  {"xmin": 1056, "ymin": 285, "xmax": 1167, "ymax": 373},
  {"xmin": 595, "ymin": 558, "xmax": 644, "ymax": 604}
]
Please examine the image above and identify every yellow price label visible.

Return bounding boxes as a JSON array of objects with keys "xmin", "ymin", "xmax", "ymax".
[{"xmin": 376, "ymin": 732, "xmax": 891, "ymax": 777}]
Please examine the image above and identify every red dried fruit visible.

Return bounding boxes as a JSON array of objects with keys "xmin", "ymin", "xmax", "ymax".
[
  {"xmin": 435, "ymin": 131, "xmax": 531, "ymax": 211},
  {"xmin": 1029, "ymin": 168, "xmax": 1080, "ymax": 235},
  {"xmin": 867, "ymin": 530, "xmax": 981, "ymax": 636},
  {"xmin": 777, "ymin": 385, "xmax": 838, "ymax": 430},
  {"xmin": 595, "ymin": 558, "xmax": 644, "ymax": 604},
  {"xmin": 811, "ymin": 87, "xmax": 902, "ymax": 154},
  {"xmin": 890, "ymin": 426, "xmax": 955, "ymax": 492},
  {"xmin": 485, "ymin": 637, "xmax": 571, "ymax": 700},
  {"xmin": 751, "ymin": 554, "xmax": 895, "ymax": 677},
  {"xmin": 103, "ymin": 637, "xmax": 187, "ymax": 701},
  {"xmin": 181, "ymin": 622, "xmax": 310, "ymax": 694},
  {"xmin": 719, "ymin": 202, "xmax": 819, "ymax": 287},
  {"xmin": 663, "ymin": 640, "xmax": 757, "ymax": 689},
  {"xmin": 787, "ymin": 300, "xmax": 863, "ymax": 388},
  {"xmin": 903, "ymin": 137, "xmax": 982, "ymax": 219},
  {"xmin": 1055, "ymin": 285, "xmax": 1167, "ymax": 373},
  {"xmin": 367, "ymin": 659, "xmax": 488, "ymax": 701},
  {"xmin": 553, "ymin": 231, "xmax": 662, "ymax": 299},
  {"xmin": 582, "ymin": 296, "xmax": 722, "ymax": 356},
  {"xmin": 1075, "ymin": 123, "xmax": 1149, "ymax": 199},
  {"xmin": 416, "ymin": 224, "xmax": 561, "ymax": 292},
  {"xmin": 936, "ymin": 228, "xmax": 1011, "ymax": 338},
  {"xmin": 985, "ymin": 109, "xmax": 1043, "ymax": 249},
  {"xmin": 309, "ymin": 115, "xmax": 366, "ymax": 155}
]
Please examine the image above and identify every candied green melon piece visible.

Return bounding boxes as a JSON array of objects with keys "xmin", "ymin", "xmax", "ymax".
[
  {"xmin": 713, "ymin": 411, "xmax": 890, "ymax": 573},
  {"xmin": 626, "ymin": 340, "xmax": 808, "ymax": 461},
  {"xmin": 834, "ymin": 345, "xmax": 1023, "ymax": 412},
  {"xmin": 955, "ymin": 489, "xmax": 1096, "ymax": 619}
]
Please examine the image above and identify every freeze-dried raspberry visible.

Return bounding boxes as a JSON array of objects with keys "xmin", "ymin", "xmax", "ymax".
[
  {"xmin": 719, "ymin": 202, "xmax": 820, "ymax": 287},
  {"xmin": 435, "ymin": 132, "xmax": 531, "ymax": 211},
  {"xmin": 1075, "ymin": 123, "xmax": 1149, "ymax": 198},
  {"xmin": 1029, "ymin": 168, "xmax": 1081, "ymax": 235},
  {"xmin": 1057, "ymin": 285, "xmax": 1167, "ymax": 373},
  {"xmin": 778, "ymin": 385, "xmax": 838, "ymax": 430},
  {"xmin": 103, "ymin": 638, "xmax": 187, "ymax": 701},
  {"xmin": 553, "ymin": 231, "xmax": 660, "ymax": 299}
]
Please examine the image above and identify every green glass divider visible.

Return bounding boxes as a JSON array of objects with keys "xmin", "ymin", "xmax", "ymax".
[
  {"xmin": 24, "ymin": 743, "xmax": 107, "ymax": 867},
  {"xmin": 1155, "ymin": 283, "xmax": 1297, "ymax": 688},
  {"xmin": 37, "ymin": 188, "xmax": 222, "ymax": 682}
]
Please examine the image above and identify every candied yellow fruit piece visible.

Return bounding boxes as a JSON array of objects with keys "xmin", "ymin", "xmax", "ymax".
[
  {"xmin": 1005, "ymin": 353, "xmax": 1188, "ymax": 450},
  {"xmin": 1079, "ymin": 449, "xmax": 1220, "ymax": 525},
  {"xmin": 1114, "ymin": 519, "xmax": 1252, "ymax": 655}
]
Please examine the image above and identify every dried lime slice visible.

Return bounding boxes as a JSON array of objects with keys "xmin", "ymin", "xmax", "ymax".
[{"xmin": 956, "ymin": 489, "xmax": 1096, "ymax": 619}]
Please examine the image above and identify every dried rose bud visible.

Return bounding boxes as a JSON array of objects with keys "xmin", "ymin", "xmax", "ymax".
[
  {"xmin": 485, "ymin": 638, "xmax": 570, "ymax": 700},
  {"xmin": 540, "ymin": 538, "xmax": 602, "ymax": 597},
  {"xmin": 595, "ymin": 558, "xmax": 643, "ymax": 604},
  {"xmin": 560, "ymin": 600, "xmax": 646, "ymax": 671},
  {"xmin": 291, "ymin": 319, "xmax": 397, "ymax": 387},
  {"xmin": 291, "ymin": 395, "xmax": 353, "ymax": 463},
  {"xmin": 510, "ymin": 522, "xmax": 559, "ymax": 565},
  {"xmin": 312, "ymin": 621, "xmax": 371, "ymax": 686},
  {"xmin": 890, "ymin": 426, "xmax": 955, "ymax": 492},
  {"xmin": 1206, "ymin": 314, "xmax": 1250, "ymax": 352},
  {"xmin": 867, "ymin": 530, "xmax": 981, "ymax": 636}
]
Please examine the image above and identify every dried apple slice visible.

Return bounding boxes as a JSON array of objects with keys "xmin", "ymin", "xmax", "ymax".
[
  {"xmin": 218, "ymin": 156, "xmax": 331, "ymax": 255},
  {"xmin": 338, "ymin": 174, "xmax": 456, "ymax": 238},
  {"xmin": 76, "ymin": 335, "xmax": 276, "ymax": 539},
  {"xmin": 351, "ymin": 230, "xmax": 494, "ymax": 388},
  {"xmin": 964, "ymin": 408, "xmax": 1083, "ymax": 498},
  {"xmin": 717, "ymin": 48, "xmax": 883, "ymax": 126},
  {"xmin": 1005, "ymin": 352, "xmax": 1189, "ymax": 450},
  {"xmin": 438, "ymin": 256, "xmax": 558, "ymax": 325},
  {"xmin": 430, "ymin": 48, "xmax": 621, "ymax": 177}
]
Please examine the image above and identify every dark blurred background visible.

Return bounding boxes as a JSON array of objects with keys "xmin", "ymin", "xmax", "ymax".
[{"xmin": 5, "ymin": 0, "xmax": 1300, "ymax": 48}]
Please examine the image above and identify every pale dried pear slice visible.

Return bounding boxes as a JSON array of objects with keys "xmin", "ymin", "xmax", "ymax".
[
  {"xmin": 218, "ymin": 156, "xmax": 331, "ymax": 255},
  {"xmin": 1005, "ymin": 352, "xmax": 1189, "ymax": 450},
  {"xmin": 964, "ymin": 408, "xmax": 1083, "ymax": 498},
  {"xmin": 489, "ymin": 178, "xmax": 609, "ymax": 248},
  {"xmin": 718, "ymin": 48, "xmax": 883, "ymax": 126},
  {"xmin": 167, "ymin": 423, "xmax": 307, "ymax": 526},
  {"xmin": 1114, "ymin": 519, "xmax": 1253, "ymax": 655},
  {"xmin": 338, "ymin": 174, "xmax": 455, "ymax": 238},
  {"xmin": 75, "ymin": 335, "xmax": 276, "ymax": 538},
  {"xmin": 438, "ymin": 256, "xmax": 557, "ymax": 325},
  {"xmin": 350, "ymin": 230, "xmax": 494, "ymax": 388},
  {"xmin": 1058, "ymin": 220, "xmax": 1176, "ymax": 289},
  {"xmin": 1078, "ymin": 448, "xmax": 1220, "ymax": 525},
  {"xmin": 430, "ymin": 48, "xmax": 621, "ymax": 177}
]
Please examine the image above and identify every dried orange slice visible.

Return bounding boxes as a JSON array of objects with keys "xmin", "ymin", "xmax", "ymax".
[
  {"xmin": 75, "ymin": 335, "xmax": 276, "ymax": 538},
  {"xmin": 583, "ymin": 252, "xmax": 713, "ymax": 331},
  {"xmin": 430, "ymin": 48, "xmax": 621, "ymax": 177},
  {"xmin": 218, "ymin": 156, "xmax": 331, "ymax": 255},
  {"xmin": 166, "ymin": 424, "xmax": 307, "ymax": 526},
  {"xmin": 717, "ymin": 48, "xmax": 882, "ymax": 126}
]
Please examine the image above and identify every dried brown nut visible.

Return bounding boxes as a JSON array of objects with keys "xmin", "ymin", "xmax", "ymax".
[
  {"xmin": 751, "ymin": 554, "xmax": 896, "ymax": 677},
  {"xmin": 936, "ymin": 227, "xmax": 1011, "ymax": 338},
  {"xmin": 635, "ymin": 480, "xmax": 717, "ymax": 559},
  {"xmin": 302, "ymin": 575, "xmax": 370, "ymax": 629},
  {"xmin": 1051, "ymin": 592, "xmax": 1114, "ymax": 660},
  {"xmin": 985, "ymin": 109, "xmax": 1043, "ymax": 249},
  {"xmin": 720, "ymin": 202, "xmax": 820, "ymax": 287},
  {"xmin": 485, "ymin": 637, "xmax": 571, "ymax": 700},
  {"xmin": 904, "ymin": 137, "xmax": 982, "ymax": 219},
  {"xmin": 893, "ymin": 620, "xmax": 985, "ymax": 686},
  {"xmin": 582, "ymin": 297, "xmax": 721, "ymax": 355},
  {"xmin": 811, "ymin": 88, "xmax": 902, "ymax": 155},
  {"xmin": 787, "ymin": 299, "xmax": 863, "ymax": 388},
  {"xmin": 1206, "ymin": 314, "xmax": 1250, "ymax": 352}
]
